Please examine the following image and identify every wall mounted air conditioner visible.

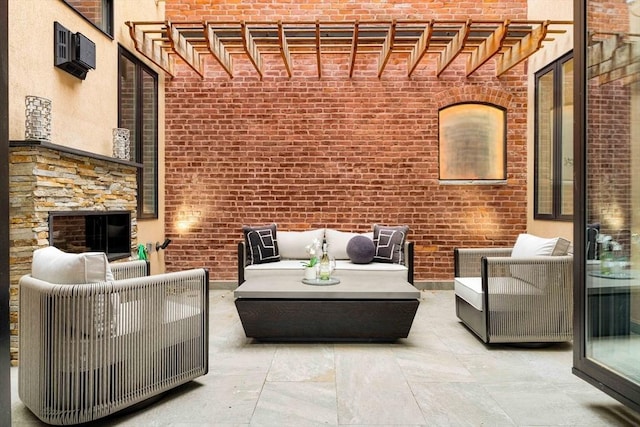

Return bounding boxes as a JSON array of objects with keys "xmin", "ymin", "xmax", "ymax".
[{"xmin": 54, "ymin": 22, "xmax": 96, "ymax": 80}]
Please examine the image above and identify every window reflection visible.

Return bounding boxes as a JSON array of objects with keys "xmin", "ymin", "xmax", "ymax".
[
  {"xmin": 586, "ymin": 22, "xmax": 640, "ymax": 383},
  {"xmin": 63, "ymin": 0, "xmax": 113, "ymax": 36}
]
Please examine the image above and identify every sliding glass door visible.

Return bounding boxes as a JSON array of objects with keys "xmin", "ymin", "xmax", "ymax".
[{"xmin": 573, "ymin": 0, "xmax": 640, "ymax": 412}]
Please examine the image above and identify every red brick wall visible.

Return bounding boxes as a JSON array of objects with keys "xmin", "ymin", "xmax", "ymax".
[{"xmin": 163, "ymin": 0, "xmax": 529, "ymax": 283}]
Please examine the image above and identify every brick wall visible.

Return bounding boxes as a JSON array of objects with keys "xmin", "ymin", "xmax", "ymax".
[{"xmin": 163, "ymin": 0, "xmax": 529, "ymax": 283}]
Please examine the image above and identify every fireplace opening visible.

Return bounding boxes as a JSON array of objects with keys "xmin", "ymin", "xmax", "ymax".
[{"xmin": 49, "ymin": 210, "xmax": 132, "ymax": 261}]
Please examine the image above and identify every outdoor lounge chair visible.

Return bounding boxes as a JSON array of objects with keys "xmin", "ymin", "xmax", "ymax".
[
  {"xmin": 18, "ymin": 248, "xmax": 209, "ymax": 425},
  {"xmin": 453, "ymin": 234, "xmax": 573, "ymax": 344}
]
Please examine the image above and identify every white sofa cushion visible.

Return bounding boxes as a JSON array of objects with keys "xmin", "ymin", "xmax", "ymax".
[
  {"xmin": 32, "ymin": 246, "xmax": 113, "ymax": 284},
  {"xmin": 244, "ymin": 259, "xmax": 408, "ymax": 282},
  {"xmin": 325, "ymin": 229, "xmax": 374, "ymax": 260},
  {"xmin": 278, "ymin": 229, "xmax": 325, "ymax": 259}
]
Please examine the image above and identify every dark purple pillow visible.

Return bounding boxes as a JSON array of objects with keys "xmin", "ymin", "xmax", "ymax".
[{"xmin": 346, "ymin": 235, "xmax": 375, "ymax": 264}]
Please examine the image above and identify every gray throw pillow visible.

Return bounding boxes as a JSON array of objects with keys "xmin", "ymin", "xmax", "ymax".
[
  {"xmin": 243, "ymin": 223, "xmax": 280, "ymax": 265},
  {"xmin": 373, "ymin": 224, "xmax": 409, "ymax": 264}
]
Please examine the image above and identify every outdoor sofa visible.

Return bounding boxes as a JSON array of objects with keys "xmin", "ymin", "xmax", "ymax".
[{"xmin": 237, "ymin": 224, "xmax": 414, "ymax": 285}]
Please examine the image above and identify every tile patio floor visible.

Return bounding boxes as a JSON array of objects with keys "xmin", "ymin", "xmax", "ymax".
[{"xmin": 10, "ymin": 289, "xmax": 640, "ymax": 426}]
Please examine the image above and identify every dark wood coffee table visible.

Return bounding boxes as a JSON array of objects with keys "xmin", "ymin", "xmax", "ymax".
[{"xmin": 234, "ymin": 275, "xmax": 420, "ymax": 341}]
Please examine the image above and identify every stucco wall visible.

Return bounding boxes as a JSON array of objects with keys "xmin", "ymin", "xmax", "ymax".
[{"xmin": 526, "ymin": 0, "xmax": 574, "ymax": 241}]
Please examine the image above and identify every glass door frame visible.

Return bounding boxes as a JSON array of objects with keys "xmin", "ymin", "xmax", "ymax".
[{"xmin": 572, "ymin": 0, "xmax": 640, "ymax": 412}]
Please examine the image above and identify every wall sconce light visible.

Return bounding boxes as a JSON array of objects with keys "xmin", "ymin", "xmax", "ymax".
[
  {"xmin": 156, "ymin": 238, "xmax": 172, "ymax": 251},
  {"xmin": 176, "ymin": 210, "xmax": 202, "ymax": 233}
]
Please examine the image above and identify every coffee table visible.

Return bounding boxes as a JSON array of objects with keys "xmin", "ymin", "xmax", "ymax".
[{"xmin": 234, "ymin": 275, "xmax": 420, "ymax": 341}]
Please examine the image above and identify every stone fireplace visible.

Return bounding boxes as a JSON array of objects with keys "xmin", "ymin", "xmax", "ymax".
[{"xmin": 8, "ymin": 140, "xmax": 139, "ymax": 364}]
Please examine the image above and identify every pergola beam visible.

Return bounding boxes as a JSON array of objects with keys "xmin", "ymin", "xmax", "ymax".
[
  {"xmin": 407, "ymin": 21, "xmax": 432, "ymax": 77},
  {"xmin": 278, "ymin": 21, "xmax": 293, "ymax": 78},
  {"xmin": 316, "ymin": 21, "xmax": 322, "ymax": 78},
  {"xmin": 126, "ymin": 21, "xmax": 174, "ymax": 77},
  {"xmin": 466, "ymin": 21, "xmax": 508, "ymax": 77},
  {"xmin": 206, "ymin": 23, "xmax": 234, "ymax": 78},
  {"xmin": 167, "ymin": 21, "xmax": 205, "ymax": 78},
  {"xmin": 378, "ymin": 20, "xmax": 396, "ymax": 78},
  {"xmin": 349, "ymin": 21, "xmax": 359, "ymax": 78},
  {"xmin": 496, "ymin": 21, "xmax": 548, "ymax": 76},
  {"xmin": 241, "ymin": 21, "xmax": 263, "ymax": 79},
  {"xmin": 437, "ymin": 19, "xmax": 471, "ymax": 77}
]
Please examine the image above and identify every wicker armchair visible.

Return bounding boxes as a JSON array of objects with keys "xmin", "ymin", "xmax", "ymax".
[
  {"xmin": 454, "ymin": 244, "xmax": 573, "ymax": 344},
  {"xmin": 19, "ymin": 258, "xmax": 209, "ymax": 425}
]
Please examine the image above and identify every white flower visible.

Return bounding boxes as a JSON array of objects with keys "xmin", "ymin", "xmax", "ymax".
[
  {"xmin": 305, "ymin": 238, "xmax": 321, "ymax": 256},
  {"xmin": 302, "ymin": 238, "xmax": 322, "ymax": 268}
]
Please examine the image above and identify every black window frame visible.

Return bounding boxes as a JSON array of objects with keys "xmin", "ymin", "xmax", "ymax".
[
  {"xmin": 534, "ymin": 51, "xmax": 574, "ymax": 221},
  {"xmin": 118, "ymin": 46, "xmax": 159, "ymax": 220},
  {"xmin": 61, "ymin": 0, "xmax": 114, "ymax": 37}
]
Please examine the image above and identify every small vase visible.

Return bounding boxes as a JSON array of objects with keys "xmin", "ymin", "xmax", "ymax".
[
  {"xmin": 25, "ymin": 95, "xmax": 52, "ymax": 142},
  {"xmin": 304, "ymin": 267, "xmax": 316, "ymax": 280},
  {"xmin": 112, "ymin": 128, "xmax": 131, "ymax": 160}
]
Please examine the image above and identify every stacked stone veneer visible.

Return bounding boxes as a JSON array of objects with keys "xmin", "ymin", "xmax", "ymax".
[{"xmin": 8, "ymin": 143, "xmax": 138, "ymax": 364}]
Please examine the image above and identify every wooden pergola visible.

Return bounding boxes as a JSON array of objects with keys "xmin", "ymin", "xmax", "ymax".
[
  {"xmin": 126, "ymin": 19, "xmax": 571, "ymax": 79},
  {"xmin": 588, "ymin": 31, "xmax": 640, "ymax": 84}
]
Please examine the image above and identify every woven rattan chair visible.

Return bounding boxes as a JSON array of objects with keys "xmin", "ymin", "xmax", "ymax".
[
  {"xmin": 454, "ymin": 242, "xmax": 573, "ymax": 344},
  {"xmin": 19, "ymin": 258, "xmax": 210, "ymax": 425}
]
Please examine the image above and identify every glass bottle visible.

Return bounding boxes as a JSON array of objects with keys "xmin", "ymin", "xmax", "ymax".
[
  {"xmin": 600, "ymin": 246, "xmax": 613, "ymax": 275},
  {"xmin": 319, "ymin": 243, "xmax": 331, "ymax": 280}
]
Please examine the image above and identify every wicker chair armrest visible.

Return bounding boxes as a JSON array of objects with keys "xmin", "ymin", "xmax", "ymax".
[
  {"xmin": 482, "ymin": 255, "xmax": 573, "ymax": 291},
  {"xmin": 483, "ymin": 255, "xmax": 573, "ymax": 271},
  {"xmin": 454, "ymin": 247, "xmax": 512, "ymax": 277},
  {"xmin": 110, "ymin": 259, "xmax": 150, "ymax": 280}
]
